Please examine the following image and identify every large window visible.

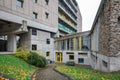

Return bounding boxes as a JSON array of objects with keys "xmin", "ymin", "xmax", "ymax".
[
  {"xmin": 67, "ymin": 39, "xmax": 69, "ymax": 50},
  {"xmin": 32, "ymin": 44, "xmax": 37, "ymax": 50},
  {"xmin": 32, "ymin": 12, "xmax": 38, "ymax": 19},
  {"xmin": 32, "ymin": 29, "xmax": 37, "ymax": 35},
  {"xmin": 16, "ymin": 0, "xmax": 23, "ymax": 8}
]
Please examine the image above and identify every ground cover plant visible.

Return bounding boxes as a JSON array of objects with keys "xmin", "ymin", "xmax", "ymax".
[
  {"xmin": 0, "ymin": 55, "xmax": 37, "ymax": 80},
  {"xmin": 56, "ymin": 65, "xmax": 120, "ymax": 80}
]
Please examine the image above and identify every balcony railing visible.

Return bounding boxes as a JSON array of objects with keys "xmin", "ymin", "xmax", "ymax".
[
  {"xmin": 58, "ymin": 24, "xmax": 75, "ymax": 34},
  {"xmin": 59, "ymin": 2, "xmax": 77, "ymax": 23}
]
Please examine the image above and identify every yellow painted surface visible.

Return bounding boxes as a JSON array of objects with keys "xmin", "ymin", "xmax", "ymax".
[
  {"xmin": 73, "ymin": 37, "xmax": 76, "ymax": 50},
  {"xmin": 56, "ymin": 41, "xmax": 58, "ymax": 50},
  {"xmin": 56, "ymin": 52, "xmax": 62, "ymax": 63},
  {"xmin": 60, "ymin": 53, "xmax": 62, "ymax": 63},
  {"xmin": 79, "ymin": 37, "xmax": 82, "ymax": 50}
]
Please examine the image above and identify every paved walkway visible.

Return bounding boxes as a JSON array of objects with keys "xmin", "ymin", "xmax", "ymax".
[{"xmin": 35, "ymin": 63, "xmax": 69, "ymax": 80}]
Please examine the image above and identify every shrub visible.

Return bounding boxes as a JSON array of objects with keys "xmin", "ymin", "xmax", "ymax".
[
  {"xmin": 27, "ymin": 51, "xmax": 47, "ymax": 67},
  {"xmin": 15, "ymin": 46, "xmax": 29, "ymax": 61},
  {"xmin": 66, "ymin": 61, "xmax": 75, "ymax": 66}
]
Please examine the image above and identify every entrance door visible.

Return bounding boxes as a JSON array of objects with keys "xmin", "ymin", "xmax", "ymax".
[
  {"xmin": 0, "ymin": 40, "xmax": 7, "ymax": 51},
  {"xmin": 56, "ymin": 52, "xmax": 62, "ymax": 63}
]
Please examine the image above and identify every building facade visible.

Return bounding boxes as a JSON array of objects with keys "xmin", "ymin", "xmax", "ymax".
[
  {"xmin": 55, "ymin": 31, "xmax": 90, "ymax": 65},
  {"xmin": 58, "ymin": 0, "xmax": 82, "ymax": 37},
  {"xmin": 0, "ymin": 0, "xmax": 82, "ymax": 61},
  {"xmin": 90, "ymin": 0, "xmax": 120, "ymax": 72}
]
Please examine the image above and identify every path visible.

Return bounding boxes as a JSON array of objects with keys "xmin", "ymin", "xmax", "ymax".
[{"xmin": 35, "ymin": 63, "xmax": 69, "ymax": 80}]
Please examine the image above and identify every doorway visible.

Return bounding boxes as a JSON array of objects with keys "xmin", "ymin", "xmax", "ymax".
[{"xmin": 56, "ymin": 52, "xmax": 62, "ymax": 63}]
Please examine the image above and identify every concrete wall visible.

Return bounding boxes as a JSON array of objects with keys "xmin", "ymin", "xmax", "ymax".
[
  {"xmin": 90, "ymin": 0, "xmax": 120, "ymax": 72},
  {"xmin": 0, "ymin": 0, "xmax": 58, "ymax": 29},
  {"xmin": 29, "ymin": 28, "xmax": 55, "ymax": 61},
  {"xmin": 56, "ymin": 51, "xmax": 90, "ymax": 65}
]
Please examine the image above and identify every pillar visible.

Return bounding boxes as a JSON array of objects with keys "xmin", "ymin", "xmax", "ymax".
[
  {"xmin": 7, "ymin": 34, "xmax": 16, "ymax": 52},
  {"xmin": 56, "ymin": 40, "xmax": 58, "ymax": 50},
  {"xmin": 73, "ymin": 37, "xmax": 76, "ymax": 50},
  {"xmin": 79, "ymin": 37, "xmax": 82, "ymax": 50}
]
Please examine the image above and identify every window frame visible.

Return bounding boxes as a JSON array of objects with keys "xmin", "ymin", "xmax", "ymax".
[
  {"xmin": 46, "ymin": 52, "xmax": 50, "ymax": 57},
  {"xmin": 32, "ymin": 0, "xmax": 37, "ymax": 3},
  {"xmin": 45, "ymin": 0, "xmax": 49, "ymax": 5},
  {"xmin": 78, "ymin": 58, "xmax": 84, "ymax": 63},
  {"xmin": 16, "ymin": 0, "xmax": 24, "ymax": 8},
  {"xmin": 32, "ymin": 12, "xmax": 38, "ymax": 19},
  {"xmin": 45, "ymin": 12, "xmax": 49, "ymax": 19},
  {"xmin": 69, "ymin": 55, "xmax": 74, "ymax": 60},
  {"xmin": 32, "ymin": 44, "xmax": 37, "ymax": 50},
  {"xmin": 32, "ymin": 28, "xmax": 37, "ymax": 35},
  {"xmin": 46, "ymin": 39, "xmax": 50, "ymax": 44}
]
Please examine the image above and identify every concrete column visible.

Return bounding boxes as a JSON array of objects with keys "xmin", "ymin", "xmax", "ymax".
[
  {"xmin": 56, "ymin": 40, "xmax": 58, "ymax": 50},
  {"xmin": 74, "ymin": 52, "xmax": 78, "ymax": 64},
  {"xmin": 73, "ymin": 37, "xmax": 76, "ymax": 51},
  {"xmin": 79, "ymin": 37, "xmax": 82, "ymax": 50},
  {"xmin": 7, "ymin": 34, "xmax": 16, "ymax": 52}
]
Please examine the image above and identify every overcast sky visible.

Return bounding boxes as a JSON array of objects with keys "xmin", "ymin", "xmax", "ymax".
[{"xmin": 76, "ymin": 0, "xmax": 101, "ymax": 31}]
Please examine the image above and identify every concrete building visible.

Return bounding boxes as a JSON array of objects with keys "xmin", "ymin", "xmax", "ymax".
[
  {"xmin": 58, "ymin": 0, "xmax": 82, "ymax": 37},
  {"xmin": 90, "ymin": 0, "xmax": 120, "ymax": 72},
  {"xmin": 0, "ymin": 0, "xmax": 82, "ymax": 61},
  {"xmin": 55, "ymin": 31, "xmax": 90, "ymax": 65}
]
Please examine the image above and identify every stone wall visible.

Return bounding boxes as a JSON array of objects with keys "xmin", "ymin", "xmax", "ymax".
[{"xmin": 99, "ymin": 0, "xmax": 120, "ymax": 56}]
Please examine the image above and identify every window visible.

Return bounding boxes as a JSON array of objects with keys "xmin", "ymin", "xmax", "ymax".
[
  {"xmin": 78, "ymin": 53, "xmax": 87, "ymax": 56},
  {"xmin": 45, "ymin": 0, "xmax": 49, "ymax": 5},
  {"xmin": 78, "ymin": 58, "xmax": 84, "ymax": 63},
  {"xmin": 67, "ymin": 39, "xmax": 69, "ymax": 50},
  {"xmin": 46, "ymin": 39, "xmax": 50, "ymax": 44},
  {"xmin": 32, "ymin": 12, "xmax": 38, "ymax": 19},
  {"xmin": 118, "ymin": 17, "xmax": 120, "ymax": 27},
  {"xmin": 16, "ymin": 0, "xmax": 23, "ymax": 8},
  {"xmin": 45, "ymin": 12, "xmax": 49, "ymax": 19},
  {"xmin": 46, "ymin": 52, "xmax": 50, "ymax": 57},
  {"xmin": 32, "ymin": 29, "xmax": 37, "ymax": 35},
  {"xmin": 32, "ymin": 44, "xmax": 37, "ymax": 50},
  {"xmin": 32, "ymin": 0, "xmax": 37, "ymax": 3},
  {"xmin": 69, "ymin": 55, "xmax": 74, "ymax": 60},
  {"xmin": 103, "ymin": 60, "xmax": 108, "ymax": 68}
]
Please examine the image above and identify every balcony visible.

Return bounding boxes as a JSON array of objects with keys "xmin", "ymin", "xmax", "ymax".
[
  {"xmin": 59, "ymin": 2, "xmax": 77, "ymax": 24},
  {"xmin": 58, "ymin": 14, "xmax": 77, "ymax": 30},
  {"xmin": 63, "ymin": 0, "xmax": 77, "ymax": 14},
  {"xmin": 58, "ymin": 24, "xmax": 76, "ymax": 34}
]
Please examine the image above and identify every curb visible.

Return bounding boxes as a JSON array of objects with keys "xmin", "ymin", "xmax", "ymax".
[
  {"xmin": 53, "ymin": 68, "xmax": 74, "ymax": 80},
  {"xmin": 0, "ymin": 73, "xmax": 15, "ymax": 80},
  {"xmin": 30, "ymin": 68, "xmax": 40, "ymax": 80}
]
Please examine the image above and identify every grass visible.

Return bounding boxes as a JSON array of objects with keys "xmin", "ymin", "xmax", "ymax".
[
  {"xmin": 56, "ymin": 65, "xmax": 120, "ymax": 80},
  {"xmin": 0, "ymin": 54, "xmax": 37, "ymax": 80}
]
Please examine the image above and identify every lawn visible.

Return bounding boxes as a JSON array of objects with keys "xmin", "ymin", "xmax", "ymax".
[
  {"xmin": 56, "ymin": 65, "xmax": 120, "ymax": 80},
  {"xmin": 0, "ymin": 54, "xmax": 37, "ymax": 80}
]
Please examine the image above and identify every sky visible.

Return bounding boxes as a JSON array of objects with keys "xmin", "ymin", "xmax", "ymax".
[{"xmin": 76, "ymin": 0, "xmax": 101, "ymax": 31}]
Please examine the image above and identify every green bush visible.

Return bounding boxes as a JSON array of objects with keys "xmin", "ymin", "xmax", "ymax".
[
  {"xmin": 15, "ymin": 46, "xmax": 28, "ymax": 61},
  {"xmin": 66, "ymin": 61, "xmax": 75, "ymax": 66},
  {"xmin": 27, "ymin": 51, "xmax": 47, "ymax": 67}
]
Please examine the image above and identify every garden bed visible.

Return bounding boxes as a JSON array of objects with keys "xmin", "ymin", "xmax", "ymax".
[
  {"xmin": 56, "ymin": 65, "xmax": 120, "ymax": 80},
  {"xmin": 0, "ymin": 55, "xmax": 37, "ymax": 80}
]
